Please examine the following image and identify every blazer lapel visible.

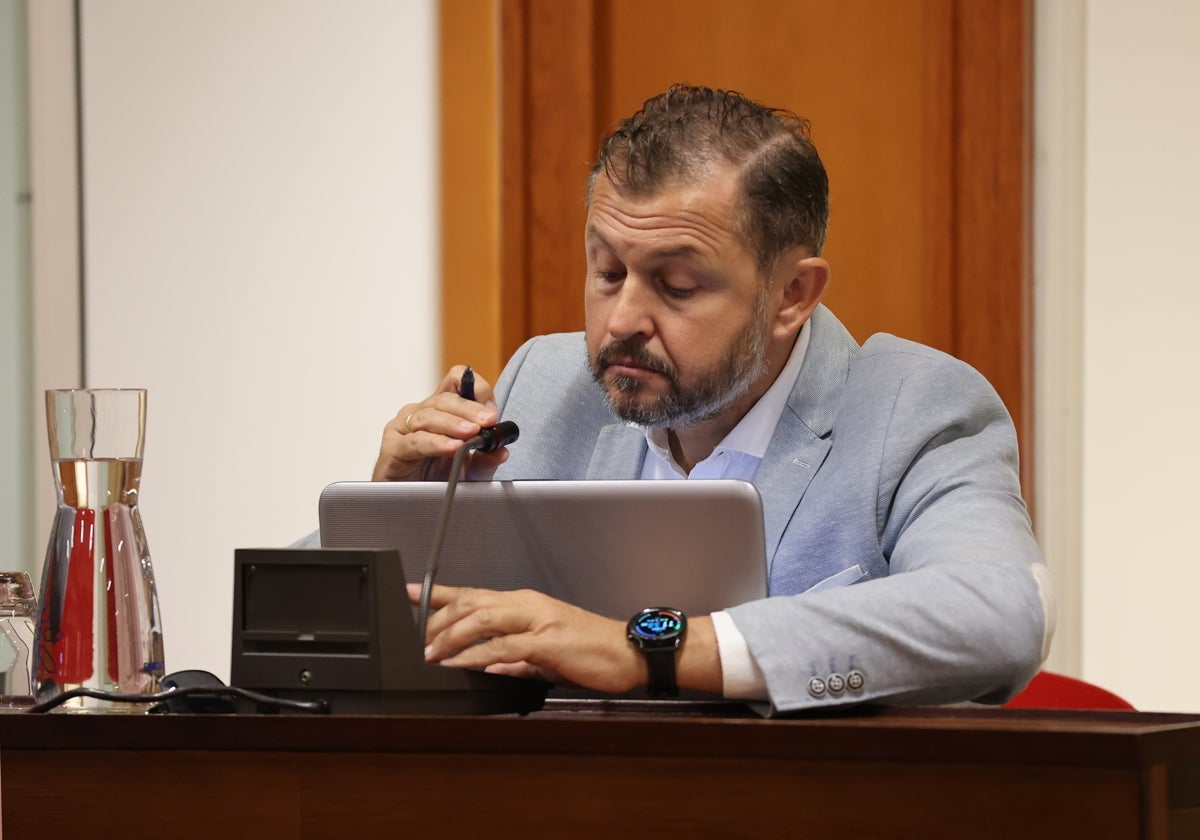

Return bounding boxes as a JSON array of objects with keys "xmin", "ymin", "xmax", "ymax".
[
  {"xmin": 586, "ymin": 422, "xmax": 647, "ymax": 479},
  {"xmin": 755, "ymin": 306, "xmax": 857, "ymax": 574},
  {"xmin": 755, "ymin": 414, "xmax": 831, "ymax": 576}
]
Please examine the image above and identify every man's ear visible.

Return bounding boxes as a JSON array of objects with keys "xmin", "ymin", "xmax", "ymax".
[{"xmin": 772, "ymin": 256, "xmax": 830, "ymax": 338}]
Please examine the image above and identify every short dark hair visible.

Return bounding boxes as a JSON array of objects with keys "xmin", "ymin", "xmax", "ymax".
[{"xmin": 588, "ymin": 84, "xmax": 830, "ymax": 274}]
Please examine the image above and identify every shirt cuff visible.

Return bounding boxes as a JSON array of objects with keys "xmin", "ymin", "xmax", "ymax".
[{"xmin": 711, "ymin": 610, "xmax": 768, "ymax": 700}]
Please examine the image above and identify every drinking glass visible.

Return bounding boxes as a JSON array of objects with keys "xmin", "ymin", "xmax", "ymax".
[
  {"xmin": 36, "ymin": 388, "xmax": 165, "ymax": 710},
  {"xmin": 0, "ymin": 571, "xmax": 36, "ymax": 709}
]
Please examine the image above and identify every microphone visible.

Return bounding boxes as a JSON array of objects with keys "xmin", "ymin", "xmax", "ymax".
[
  {"xmin": 464, "ymin": 420, "xmax": 519, "ymax": 453},
  {"xmin": 416, "ymin": 421, "xmax": 520, "ymax": 643}
]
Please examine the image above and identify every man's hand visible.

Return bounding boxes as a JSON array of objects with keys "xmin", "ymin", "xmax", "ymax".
[
  {"xmin": 412, "ymin": 583, "xmax": 646, "ymax": 692},
  {"xmin": 411, "ymin": 583, "xmax": 725, "ymax": 696},
  {"xmin": 373, "ymin": 365, "xmax": 508, "ymax": 482}
]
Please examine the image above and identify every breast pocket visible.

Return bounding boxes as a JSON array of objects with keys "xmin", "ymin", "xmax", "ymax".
[{"xmin": 805, "ymin": 564, "xmax": 867, "ymax": 593}]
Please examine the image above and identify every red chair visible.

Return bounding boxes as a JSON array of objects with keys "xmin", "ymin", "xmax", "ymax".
[{"xmin": 1003, "ymin": 671, "xmax": 1135, "ymax": 710}]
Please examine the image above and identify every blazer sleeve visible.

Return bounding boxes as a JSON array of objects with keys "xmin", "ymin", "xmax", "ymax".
[{"xmin": 726, "ymin": 348, "xmax": 1054, "ymax": 714}]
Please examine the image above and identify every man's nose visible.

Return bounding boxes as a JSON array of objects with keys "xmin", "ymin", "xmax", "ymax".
[{"xmin": 606, "ymin": 277, "xmax": 655, "ymax": 340}]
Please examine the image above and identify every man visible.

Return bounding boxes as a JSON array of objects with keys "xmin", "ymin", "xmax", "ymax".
[{"xmin": 373, "ymin": 85, "xmax": 1054, "ymax": 713}]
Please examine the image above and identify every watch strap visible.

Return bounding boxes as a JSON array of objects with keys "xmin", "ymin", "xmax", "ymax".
[{"xmin": 643, "ymin": 646, "xmax": 680, "ymax": 698}]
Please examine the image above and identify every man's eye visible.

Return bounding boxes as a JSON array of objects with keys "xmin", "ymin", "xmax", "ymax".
[
  {"xmin": 662, "ymin": 285, "xmax": 696, "ymax": 300},
  {"xmin": 595, "ymin": 270, "xmax": 625, "ymax": 282}
]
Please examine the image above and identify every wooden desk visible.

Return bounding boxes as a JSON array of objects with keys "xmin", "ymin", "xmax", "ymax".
[{"xmin": 2, "ymin": 705, "xmax": 1198, "ymax": 838}]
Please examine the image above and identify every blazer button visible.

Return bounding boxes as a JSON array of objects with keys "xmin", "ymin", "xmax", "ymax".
[
  {"xmin": 827, "ymin": 673, "xmax": 846, "ymax": 693},
  {"xmin": 846, "ymin": 670, "xmax": 865, "ymax": 691},
  {"xmin": 808, "ymin": 676, "xmax": 827, "ymax": 698}
]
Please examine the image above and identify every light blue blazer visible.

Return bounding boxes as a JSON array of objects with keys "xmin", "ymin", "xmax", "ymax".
[{"xmin": 490, "ymin": 305, "xmax": 1051, "ymax": 713}]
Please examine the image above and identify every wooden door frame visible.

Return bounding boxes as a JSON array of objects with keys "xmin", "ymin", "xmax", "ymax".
[{"xmin": 439, "ymin": 0, "xmax": 1033, "ymax": 499}]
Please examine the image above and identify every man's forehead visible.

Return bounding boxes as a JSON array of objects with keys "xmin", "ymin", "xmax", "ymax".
[
  {"xmin": 586, "ymin": 169, "xmax": 741, "ymax": 234},
  {"xmin": 583, "ymin": 172, "xmax": 759, "ymax": 271}
]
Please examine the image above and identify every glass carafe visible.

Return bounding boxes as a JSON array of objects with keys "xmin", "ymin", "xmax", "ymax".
[
  {"xmin": 0, "ymin": 571, "xmax": 37, "ymax": 708},
  {"xmin": 36, "ymin": 388, "xmax": 165, "ymax": 709}
]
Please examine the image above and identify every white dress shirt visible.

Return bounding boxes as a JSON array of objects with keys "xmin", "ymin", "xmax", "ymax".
[{"xmin": 638, "ymin": 321, "xmax": 811, "ymax": 700}]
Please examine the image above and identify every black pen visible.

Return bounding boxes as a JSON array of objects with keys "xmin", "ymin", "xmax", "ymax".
[{"xmin": 459, "ymin": 366, "xmax": 475, "ymax": 401}]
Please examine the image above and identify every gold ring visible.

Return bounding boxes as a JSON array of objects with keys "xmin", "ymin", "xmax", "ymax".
[{"xmin": 404, "ymin": 412, "xmax": 415, "ymax": 433}]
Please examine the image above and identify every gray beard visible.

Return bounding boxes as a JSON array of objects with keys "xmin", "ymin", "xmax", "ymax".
[{"xmin": 589, "ymin": 292, "xmax": 769, "ymax": 429}]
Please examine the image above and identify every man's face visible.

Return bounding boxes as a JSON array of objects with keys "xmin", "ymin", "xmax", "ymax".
[{"xmin": 584, "ymin": 169, "xmax": 774, "ymax": 428}]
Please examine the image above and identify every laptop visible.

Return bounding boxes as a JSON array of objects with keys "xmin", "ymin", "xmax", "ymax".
[{"xmin": 318, "ymin": 479, "xmax": 768, "ymax": 619}]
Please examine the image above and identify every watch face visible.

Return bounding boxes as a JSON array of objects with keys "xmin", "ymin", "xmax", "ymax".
[{"xmin": 630, "ymin": 609, "xmax": 684, "ymax": 641}]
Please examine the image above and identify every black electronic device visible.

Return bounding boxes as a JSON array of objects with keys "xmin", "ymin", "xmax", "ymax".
[
  {"xmin": 230, "ymin": 548, "xmax": 548, "ymax": 715},
  {"xmin": 159, "ymin": 669, "xmax": 239, "ymax": 714}
]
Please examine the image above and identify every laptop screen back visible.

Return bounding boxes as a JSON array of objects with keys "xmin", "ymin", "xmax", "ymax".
[{"xmin": 318, "ymin": 479, "xmax": 767, "ymax": 619}]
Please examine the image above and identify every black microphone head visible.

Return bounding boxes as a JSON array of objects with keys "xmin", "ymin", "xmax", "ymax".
[{"xmin": 473, "ymin": 420, "xmax": 520, "ymax": 453}]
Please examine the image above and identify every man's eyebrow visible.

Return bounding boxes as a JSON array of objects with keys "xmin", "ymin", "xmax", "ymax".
[
  {"xmin": 650, "ymin": 244, "xmax": 704, "ymax": 261},
  {"xmin": 584, "ymin": 226, "xmax": 704, "ymax": 261},
  {"xmin": 584, "ymin": 225, "xmax": 610, "ymax": 250}
]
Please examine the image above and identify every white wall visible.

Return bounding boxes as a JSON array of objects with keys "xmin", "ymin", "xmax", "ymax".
[
  {"xmin": 1078, "ymin": 0, "xmax": 1200, "ymax": 711},
  {"xmin": 1033, "ymin": 0, "xmax": 1086, "ymax": 681},
  {"xmin": 1, "ymin": 0, "xmax": 34, "ymax": 581},
  {"xmin": 76, "ymin": 0, "xmax": 438, "ymax": 681},
  {"xmin": 27, "ymin": 0, "xmax": 84, "ymax": 563}
]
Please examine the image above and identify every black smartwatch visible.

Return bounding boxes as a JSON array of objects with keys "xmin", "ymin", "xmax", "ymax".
[{"xmin": 627, "ymin": 608, "xmax": 687, "ymax": 698}]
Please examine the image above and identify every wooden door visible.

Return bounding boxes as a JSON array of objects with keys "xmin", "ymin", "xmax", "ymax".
[{"xmin": 440, "ymin": 0, "xmax": 1032, "ymax": 493}]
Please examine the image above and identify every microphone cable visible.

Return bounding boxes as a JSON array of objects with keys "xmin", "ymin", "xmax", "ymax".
[
  {"xmin": 415, "ymin": 422, "xmax": 519, "ymax": 645},
  {"xmin": 28, "ymin": 684, "xmax": 330, "ymax": 714}
]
